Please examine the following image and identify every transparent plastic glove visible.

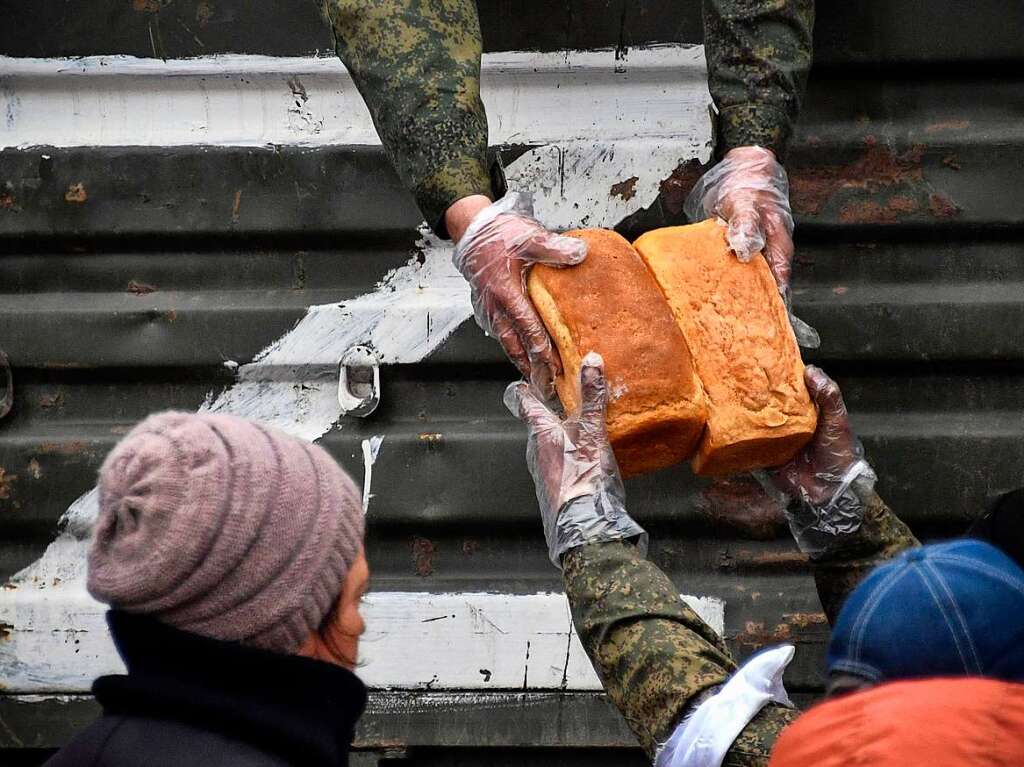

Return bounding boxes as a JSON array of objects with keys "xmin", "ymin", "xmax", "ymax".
[
  {"xmin": 453, "ymin": 192, "xmax": 587, "ymax": 396},
  {"xmin": 504, "ymin": 352, "xmax": 647, "ymax": 567},
  {"xmin": 763, "ymin": 366, "xmax": 877, "ymax": 558},
  {"xmin": 685, "ymin": 146, "xmax": 820, "ymax": 349}
]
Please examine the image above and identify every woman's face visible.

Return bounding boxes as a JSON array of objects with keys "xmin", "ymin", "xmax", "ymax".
[{"xmin": 299, "ymin": 551, "xmax": 369, "ymax": 669}]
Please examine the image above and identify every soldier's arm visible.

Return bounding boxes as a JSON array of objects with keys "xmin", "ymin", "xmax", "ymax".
[
  {"xmin": 810, "ymin": 490, "xmax": 919, "ymax": 623},
  {"xmin": 319, "ymin": 0, "xmax": 496, "ymax": 236},
  {"xmin": 563, "ymin": 540, "xmax": 797, "ymax": 764},
  {"xmin": 702, "ymin": 0, "xmax": 815, "ymax": 158}
]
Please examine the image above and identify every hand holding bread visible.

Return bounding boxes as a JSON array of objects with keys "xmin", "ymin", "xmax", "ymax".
[
  {"xmin": 767, "ymin": 365, "xmax": 878, "ymax": 557},
  {"xmin": 504, "ymin": 353, "xmax": 646, "ymax": 567},
  {"xmin": 529, "ymin": 221, "xmax": 817, "ymax": 478},
  {"xmin": 685, "ymin": 146, "xmax": 820, "ymax": 349},
  {"xmin": 452, "ymin": 192, "xmax": 587, "ymax": 397}
]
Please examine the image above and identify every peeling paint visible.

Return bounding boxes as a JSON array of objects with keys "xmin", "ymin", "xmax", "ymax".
[
  {"xmin": 609, "ymin": 176, "xmax": 638, "ymax": 201},
  {"xmin": 361, "ymin": 435, "xmax": 383, "ymax": 513}
]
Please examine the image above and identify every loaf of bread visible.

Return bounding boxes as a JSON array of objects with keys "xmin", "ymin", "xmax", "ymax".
[
  {"xmin": 527, "ymin": 229, "xmax": 707, "ymax": 477},
  {"xmin": 633, "ymin": 220, "xmax": 817, "ymax": 476}
]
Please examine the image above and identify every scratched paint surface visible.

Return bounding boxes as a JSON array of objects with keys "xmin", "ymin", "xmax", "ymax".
[
  {"xmin": 0, "ymin": 590, "xmax": 723, "ymax": 693},
  {"xmin": 0, "ymin": 47, "xmax": 710, "ymax": 149},
  {"xmin": 0, "ymin": 46, "xmax": 714, "ymax": 692}
]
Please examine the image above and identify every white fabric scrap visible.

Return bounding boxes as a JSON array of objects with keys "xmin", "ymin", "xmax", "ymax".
[{"xmin": 656, "ymin": 644, "xmax": 795, "ymax": 767}]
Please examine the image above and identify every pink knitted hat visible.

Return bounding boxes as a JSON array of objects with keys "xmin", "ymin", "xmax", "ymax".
[{"xmin": 87, "ymin": 412, "xmax": 364, "ymax": 654}]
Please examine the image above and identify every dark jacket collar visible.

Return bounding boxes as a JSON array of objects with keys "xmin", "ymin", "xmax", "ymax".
[{"xmin": 94, "ymin": 610, "xmax": 366, "ymax": 767}]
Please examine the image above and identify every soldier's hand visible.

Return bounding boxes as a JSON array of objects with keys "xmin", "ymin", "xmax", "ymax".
[
  {"xmin": 504, "ymin": 353, "xmax": 645, "ymax": 567},
  {"xmin": 686, "ymin": 146, "xmax": 819, "ymax": 348},
  {"xmin": 451, "ymin": 192, "xmax": 587, "ymax": 398},
  {"xmin": 767, "ymin": 366, "xmax": 878, "ymax": 556}
]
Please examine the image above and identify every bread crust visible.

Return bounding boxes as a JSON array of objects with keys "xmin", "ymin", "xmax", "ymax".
[
  {"xmin": 528, "ymin": 228, "xmax": 707, "ymax": 477},
  {"xmin": 633, "ymin": 220, "xmax": 816, "ymax": 476}
]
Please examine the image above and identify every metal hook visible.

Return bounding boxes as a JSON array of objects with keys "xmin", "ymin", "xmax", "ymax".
[{"xmin": 338, "ymin": 345, "xmax": 380, "ymax": 417}]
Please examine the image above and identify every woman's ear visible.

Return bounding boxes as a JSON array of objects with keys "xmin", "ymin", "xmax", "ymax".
[{"xmin": 297, "ymin": 552, "xmax": 368, "ymax": 669}]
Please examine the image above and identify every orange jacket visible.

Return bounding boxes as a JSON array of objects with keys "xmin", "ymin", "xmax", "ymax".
[{"xmin": 769, "ymin": 677, "xmax": 1024, "ymax": 766}]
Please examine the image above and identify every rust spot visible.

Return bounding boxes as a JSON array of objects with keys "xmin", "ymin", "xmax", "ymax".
[
  {"xmin": 609, "ymin": 176, "xmax": 638, "ymax": 202},
  {"xmin": 163, "ymin": 309, "xmax": 178, "ymax": 323},
  {"xmin": 231, "ymin": 189, "xmax": 242, "ymax": 224},
  {"xmin": 38, "ymin": 391, "xmax": 65, "ymax": 409},
  {"xmin": 924, "ymin": 119, "xmax": 970, "ymax": 134},
  {"xmin": 697, "ymin": 476, "xmax": 786, "ymax": 540},
  {"xmin": 887, "ymin": 195, "xmax": 920, "ymax": 214},
  {"xmin": 792, "ymin": 143, "xmax": 924, "ymax": 215},
  {"xmin": 838, "ymin": 200, "xmax": 892, "ymax": 224},
  {"xmin": 196, "ymin": 0, "xmax": 213, "ymax": 25},
  {"xmin": 64, "ymin": 183, "xmax": 88, "ymax": 204},
  {"xmin": 0, "ymin": 622, "xmax": 12, "ymax": 641},
  {"xmin": 783, "ymin": 611, "xmax": 828, "ymax": 629},
  {"xmin": 41, "ymin": 361, "xmax": 91, "ymax": 370},
  {"xmin": 37, "ymin": 440, "xmax": 90, "ymax": 456},
  {"xmin": 0, "ymin": 468, "xmax": 16, "ymax": 500},
  {"xmin": 720, "ymin": 548, "xmax": 809, "ymax": 574},
  {"xmin": 832, "ymin": 285, "xmax": 848, "ymax": 296},
  {"xmin": 793, "ymin": 141, "xmax": 964, "ymax": 223},
  {"xmin": 735, "ymin": 620, "xmax": 792, "ymax": 650},
  {"xmin": 659, "ymin": 158, "xmax": 711, "ymax": 215},
  {"xmin": 418, "ymin": 432, "xmax": 443, "ymax": 451},
  {"xmin": 0, "ymin": 193, "xmax": 15, "ymax": 210},
  {"xmin": 928, "ymin": 192, "xmax": 961, "ymax": 219},
  {"xmin": 942, "ymin": 154, "xmax": 962, "ymax": 171},
  {"xmin": 735, "ymin": 612, "xmax": 829, "ymax": 652},
  {"xmin": 132, "ymin": 0, "xmax": 161, "ymax": 12},
  {"xmin": 462, "ymin": 538, "xmax": 479, "ymax": 556},
  {"xmin": 411, "ymin": 536, "xmax": 436, "ymax": 577},
  {"xmin": 127, "ymin": 280, "xmax": 157, "ymax": 295},
  {"xmin": 27, "ymin": 459, "xmax": 42, "ymax": 480}
]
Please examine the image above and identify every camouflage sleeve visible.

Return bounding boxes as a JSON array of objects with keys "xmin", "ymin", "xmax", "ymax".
[
  {"xmin": 702, "ymin": 0, "xmax": 815, "ymax": 159},
  {"xmin": 319, "ymin": 0, "xmax": 496, "ymax": 236},
  {"xmin": 564, "ymin": 540, "xmax": 790, "ymax": 762},
  {"xmin": 809, "ymin": 490, "xmax": 920, "ymax": 623}
]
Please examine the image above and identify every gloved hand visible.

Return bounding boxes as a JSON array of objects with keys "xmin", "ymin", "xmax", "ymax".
[
  {"xmin": 504, "ymin": 352, "xmax": 647, "ymax": 567},
  {"xmin": 453, "ymin": 192, "xmax": 587, "ymax": 396},
  {"xmin": 685, "ymin": 146, "xmax": 819, "ymax": 349},
  {"xmin": 764, "ymin": 365, "xmax": 877, "ymax": 558}
]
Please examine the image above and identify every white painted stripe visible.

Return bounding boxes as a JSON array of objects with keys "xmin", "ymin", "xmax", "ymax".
[
  {"xmin": 0, "ymin": 48, "xmax": 715, "ymax": 693},
  {"xmin": 0, "ymin": 46, "xmax": 711, "ymax": 148},
  {"xmin": 0, "ymin": 589, "xmax": 723, "ymax": 693}
]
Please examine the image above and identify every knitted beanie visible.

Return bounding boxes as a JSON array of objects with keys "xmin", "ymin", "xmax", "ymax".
[{"xmin": 87, "ymin": 412, "xmax": 364, "ymax": 654}]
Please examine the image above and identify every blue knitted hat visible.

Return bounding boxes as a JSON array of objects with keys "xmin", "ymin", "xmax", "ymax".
[{"xmin": 827, "ymin": 539, "xmax": 1024, "ymax": 683}]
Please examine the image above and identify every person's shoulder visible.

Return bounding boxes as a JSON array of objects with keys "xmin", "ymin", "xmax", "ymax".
[{"xmin": 46, "ymin": 713, "xmax": 291, "ymax": 767}]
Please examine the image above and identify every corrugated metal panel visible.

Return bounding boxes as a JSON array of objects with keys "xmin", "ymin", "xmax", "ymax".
[{"xmin": 2, "ymin": 3, "xmax": 1023, "ymax": 764}]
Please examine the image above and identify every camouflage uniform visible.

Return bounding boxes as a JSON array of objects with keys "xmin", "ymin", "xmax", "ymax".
[
  {"xmin": 318, "ymin": 0, "xmax": 815, "ymax": 236},
  {"xmin": 562, "ymin": 491, "xmax": 918, "ymax": 765}
]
